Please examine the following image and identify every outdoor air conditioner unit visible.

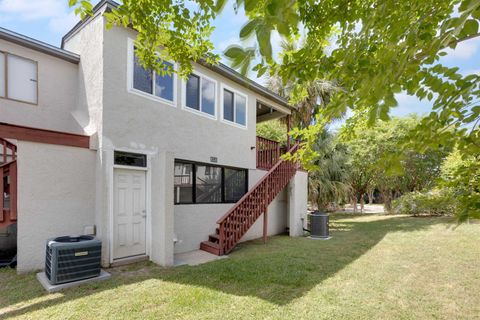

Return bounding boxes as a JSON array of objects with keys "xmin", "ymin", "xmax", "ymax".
[{"xmin": 45, "ymin": 235, "xmax": 102, "ymax": 285}]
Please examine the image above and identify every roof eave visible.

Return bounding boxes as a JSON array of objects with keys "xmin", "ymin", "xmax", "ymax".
[{"xmin": 0, "ymin": 28, "xmax": 80, "ymax": 64}]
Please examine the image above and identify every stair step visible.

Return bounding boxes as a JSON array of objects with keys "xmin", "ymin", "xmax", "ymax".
[
  {"xmin": 200, "ymin": 241, "xmax": 221, "ymax": 255},
  {"xmin": 208, "ymin": 234, "xmax": 219, "ymax": 243}
]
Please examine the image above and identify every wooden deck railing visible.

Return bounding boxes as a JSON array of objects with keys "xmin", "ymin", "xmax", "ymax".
[
  {"xmin": 0, "ymin": 160, "xmax": 17, "ymax": 229},
  {"xmin": 212, "ymin": 142, "xmax": 300, "ymax": 255},
  {"xmin": 256, "ymin": 136, "xmax": 285, "ymax": 170},
  {"xmin": 0, "ymin": 138, "xmax": 17, "ymax": 229}
]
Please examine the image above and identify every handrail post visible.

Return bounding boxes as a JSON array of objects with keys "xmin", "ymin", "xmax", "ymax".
[
  {"xmin": 219, "ymin": 223, "xmax": 225, "ymax": 255},
  {"xmin": 0, "ymin": 166, "xmax": 4, "ymax": 223},
  {"xmin": 263, "ymin": 180, "xmax": 269, "ymax": 244}
]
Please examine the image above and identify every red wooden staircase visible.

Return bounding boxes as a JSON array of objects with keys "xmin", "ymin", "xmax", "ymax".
[
  {"xmin": 0, "ymin": 139, "xmax": 17, "ymax": 229},
  {"xmin": 200, "ymin": 142, "xmax": 300, "ymax": 255}
]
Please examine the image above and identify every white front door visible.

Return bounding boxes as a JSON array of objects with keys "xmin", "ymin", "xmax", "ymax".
[{"xmin": 113, "ymin": 168, "xmax": 147, "ymax": 259}]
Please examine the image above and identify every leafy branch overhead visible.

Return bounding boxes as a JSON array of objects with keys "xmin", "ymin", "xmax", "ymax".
[
  {"xmin": 70, "ymin": 0, "xmax": 219, "ymax": 78},
  {"xmin": 70, "ymin": 0, "xmax": 480, "ymax": 219}
]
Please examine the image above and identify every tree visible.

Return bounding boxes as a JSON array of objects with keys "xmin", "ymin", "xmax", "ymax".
[
  {"xmin": 70, "ymin": 0, "xmax": 219, "ymax": 78},
  {"xmin": 307, "ymin": 130, "xmax": 350, "ymax": 210},
  {"xmin": 256, "ymin": 120, "xmax": 288, "ymax": 145},
  {"xmin": 265, "ymin": 41, "xmax": 341, "ymax": 129},
  {"xmin": 440, "ymin": 149, "xmax": 480, "ymax": 220},
  {"xmin": 72, "ymin": 0, "xmax": 480, "ymax": 219},
  {"xmin": 340, "ymin": 116, "xmax": 448, "ymax": 212}
]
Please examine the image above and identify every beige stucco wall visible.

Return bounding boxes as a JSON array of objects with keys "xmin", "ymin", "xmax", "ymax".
[
  {"xmin": 16, "ymin": 141, "xmax": 96, "ymax": 273},
  {"xmin": 0, "ymin": 39, "xmax": 83, "ymax": 134}
]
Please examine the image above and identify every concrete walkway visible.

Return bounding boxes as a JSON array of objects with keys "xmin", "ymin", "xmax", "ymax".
[{"xmin": 174, "ymin": 250, "xmax": 227, "ymax": 267}]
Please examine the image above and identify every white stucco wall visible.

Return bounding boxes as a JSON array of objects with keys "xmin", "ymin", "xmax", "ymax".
[
  {"xmin": 173, "ymin": 169, "xmax": 291, "ymax": 254},
  {"xmin": 63, "ymin": 13, "xmax": 107, "ymax": 265},
  {"xmin": 0, "ymin": 39, "xmax": 83, "ymax": 134},
  {"xmin": 16, "ymin": 141, "xmax": 96, "ymax": 273},
  {"xmin": 101, "ymin": 25, "xmax": 259, "ymax": 170},
  {"xmin": 288, "ymin": 170, "xmax": 309, "ymax": 237}
]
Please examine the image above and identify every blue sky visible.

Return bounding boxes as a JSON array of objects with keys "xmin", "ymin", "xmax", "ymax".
[{"xmin": 1, "ymin": 0, "xmax": 479, "ymax": 118}]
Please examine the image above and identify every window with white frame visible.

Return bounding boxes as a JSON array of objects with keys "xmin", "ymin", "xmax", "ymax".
[
  {"xmin": 223, "ymin": 88, "xmax": 247, "ymax": 127},
  {"xmin": 184, "ymin": 72, "xmax": 216, "ymax": 117},
  {"xmin": 131, "ymin": 45, "xmax": 175, "ymax": 103},
  {"xmin": 0, "ymin": 51, "xmax": 38, "ymax": 104}
]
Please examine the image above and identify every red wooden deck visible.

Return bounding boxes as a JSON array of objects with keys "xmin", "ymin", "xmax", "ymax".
[{"xmin": 0, "ymin": 138, "xmax": 17, "ymax": 229}]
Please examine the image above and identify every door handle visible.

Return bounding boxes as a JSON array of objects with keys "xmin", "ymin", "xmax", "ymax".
[{"xmin": 142, "ymin": 210, "xmax": 147, "ymax": 218}]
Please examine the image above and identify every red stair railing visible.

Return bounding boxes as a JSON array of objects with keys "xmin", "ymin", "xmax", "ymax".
[{"xmin": 201, "ymin": 142, "xmax": 300, "ymax": 255}]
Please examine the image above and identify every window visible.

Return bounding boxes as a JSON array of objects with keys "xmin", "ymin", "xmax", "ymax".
[
  {"xmin": 174, "ymin": 160, "xmax": 248, "ymax": 204},
  {"xmin": 130, "ymin": 44, "xmax": 175, "ymax": 103},
  {"xmin": 184, "ymin": 72, "xmax": 216, "ymax": 117},
  {"xmin": 224, "ymin": 168, "xmax": 247, "ymax": 202},
  {"xmin": 222, "ymin": 88, "xmax": 247, "ymax": 127},
  {"xmin": 185, "ymin": 74, "xmax": 200, "ymax": 110},
  {"xmin": 0, "ymin": 53, "xmax": 4, "ymax": 98},
  {"xmin": 223, "ymin": 89, "xmax": 234, "ymax": 122},
  {"xmin": 133, "ymin": 54, "xmax": 153, "ymax": 94},
  {"xmin": 0, "ymin": 52, "xmax": 38, "ymax": 104},
  {"xmin": 174, "ymin": 163, "xmax": 193, "ymax": 204},
  {"xmin": 196, "ymin": 165, "xmax": 222, "ymax": 203},
  {"xmin": 114, "ymin": 151, "xmax": 147, "ymax": 167}
]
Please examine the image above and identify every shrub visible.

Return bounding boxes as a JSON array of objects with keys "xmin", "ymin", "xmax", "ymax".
[{"xmin": 392, "ymin": 189, "xmax": 456, "ymax": 217}]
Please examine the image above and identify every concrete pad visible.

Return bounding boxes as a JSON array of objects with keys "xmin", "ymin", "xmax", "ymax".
[
  {"xmin": 36, "ymin": 270, "xmax": 111, "ymax": 293},
  {"xmin": 308, "ymin": 236, "xmax": 332, "ymax": 240},
  {"xmin": 174, "ymin": 250, "xmax": 227, "ymax": 267}
]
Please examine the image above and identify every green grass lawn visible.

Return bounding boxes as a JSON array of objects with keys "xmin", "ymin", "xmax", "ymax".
[{"xmin": 1, "ymin": 214, "xmax": 480, "ymax": 319}]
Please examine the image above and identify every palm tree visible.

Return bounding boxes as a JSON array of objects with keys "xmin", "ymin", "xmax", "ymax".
[
  {"xmin": 307, "ymin": 130, "xmax": 350, "ymax": 210},
  {"xmin": 265, "ymin": 46, "xmax": 349, "ymax": 210},
  {"xmin": 266, "ymin": 41, "xmax": 341, "ymax": 129}
]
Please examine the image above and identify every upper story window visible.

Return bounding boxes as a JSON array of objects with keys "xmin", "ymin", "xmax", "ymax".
[
  {"xmin": 184, "ymin": 72, "xmax": 217, "ymax": 117},
  {"xmin": 129, "ymin": 40, "xmax": 175, "ymax": 104},
  {"xmin": 222, "ymin": 86, "xmax": 247, "ymax": 127},
  {"xmin": 0, "ymin": 51, "xmax": 38, "ymax": 104}
]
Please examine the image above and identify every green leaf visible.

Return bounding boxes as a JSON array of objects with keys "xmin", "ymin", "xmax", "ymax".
[
  {"xmin": 224, "ymin": 46, "xmax": 245, "ymax": 59},
  {"xmin": 459, "ymin": 19, "xmax": 479, "ymax": 38},
  {"xmin": 240, "ymin": 19, "xmax": 259, "ymax": 40},
  {"xmin": 215, "ymin": 0, "xmax": 228, "ymax": 13},
  {"xmin": 256, "ymin": 25, "xmax": 272, "ymax": 60},
  {"xmin": 244, "ymin": 0, "xmax": 257, "ymax": 11}
]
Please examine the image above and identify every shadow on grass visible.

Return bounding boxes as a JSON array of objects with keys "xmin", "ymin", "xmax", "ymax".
[{"xmin": 0, "ymin": 215, "xmax": 452, "ymax": 318}]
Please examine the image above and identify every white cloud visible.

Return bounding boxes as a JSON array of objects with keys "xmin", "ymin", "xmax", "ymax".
[
  {"xmin": 443, "ymin": 37, "xmax": 479, "ymax": 60},
  {"xmin": 461, "ymin": 68, "xmax": 480, "ymax": 76},
  {"xmin": 0, "ymin": 0, "xmax": 78, "ymax": 33}
]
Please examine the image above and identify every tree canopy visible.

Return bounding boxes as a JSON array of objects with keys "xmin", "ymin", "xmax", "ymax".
[{"xmin": 71, "ymin": 0, "xmax": 480, "ymax": 219}]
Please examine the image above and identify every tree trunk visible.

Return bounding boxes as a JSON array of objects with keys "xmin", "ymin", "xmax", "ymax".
[
  {"xmin": 360, "ymin": 195, "xmax": 365, "ymax": 213},
  {"xmin": 352, "ymin": 196, "xmax": 358, "ymax": 213},
  {"xmin": 382, "ymin": 190, "xmax": 392, "ymax": 213},
  {"xmin": 368, "ymin": 190, "xmax": 374, "ymax": 204}
]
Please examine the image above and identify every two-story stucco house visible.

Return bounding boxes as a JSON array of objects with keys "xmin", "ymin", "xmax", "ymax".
[{"xmin": 0, "ymin": 0, "xmax": 307, "ymax": 273}]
